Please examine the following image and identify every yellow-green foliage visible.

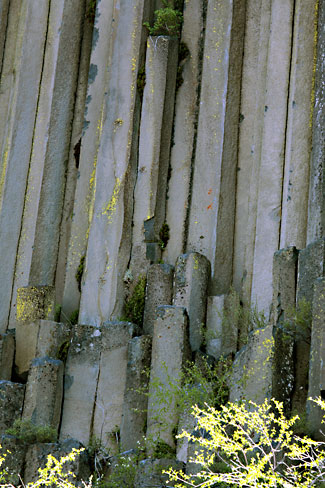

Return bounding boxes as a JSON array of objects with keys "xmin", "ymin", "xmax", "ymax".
[
  {"xmin": 86, "ymin": 0, "xmax": 96, "ymax": 24},
  {"xmin": 166, "ymin": 397, "xmax": 325, "ymax": 488},
  {"xmin": 123, "ymin": 275, "xmax": 146, "ymax": 326},
  {"xmin": 143, "ymin": 1, "xmax": 183, "ymax": 37},
  {"xmin": 6, "ymin": 419, "xmax": 57, "ymax": 445}
]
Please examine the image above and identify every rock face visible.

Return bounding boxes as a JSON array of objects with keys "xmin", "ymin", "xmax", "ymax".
[{"xmin": 0, "ymin": 0, "xmax": 323, "ymax": 483}]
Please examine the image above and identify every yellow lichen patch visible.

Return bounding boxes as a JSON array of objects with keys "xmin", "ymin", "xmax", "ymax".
[
  {"xmin": 16, "ymin": 286, "xmax": 54, "ymax": 323},
  {"xmin": 102, "ymin": 177, "xmax": 122, "ymax": 223},
  {"xmin": 0, "ymin": 144, "xmax": 9, "ymax": 207}
]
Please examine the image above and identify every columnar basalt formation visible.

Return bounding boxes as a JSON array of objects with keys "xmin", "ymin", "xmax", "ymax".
[{"xmin": 0, "ymin": 0, "xmax": 324, "ymax": 483}]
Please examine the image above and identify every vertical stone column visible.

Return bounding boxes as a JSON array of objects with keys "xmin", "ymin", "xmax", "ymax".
[
  {"xmin": 22, "ymin": 357, "xmax": 64, "ymax": 432},
  {"xmin": 130, "ymin": 36, "xmax": 178, "ymax": 276},
  {"xmin": 292, "ymin": 238, "xmax": 325, "ymax": 413},
  {"xmin": 9, "ymin": 0, "xmax": 86, "ymax": 325},
  {"xmin": 250, "ymin": 0, "xmax": 295, "ymax": 314},
  {"xmin": 0, "ymin": 0, "xmax": 9, "ymax": 69},
  {"xmin": 0, "ymin": 0, "xmax": 50, "ymax": 332},
  {"xmin": 60, "ymin": 325, "xmax": 101, "ymax": 445},
  {"xmin": 187, "ymin": 0, "xmax": 246, "ymax": 295},
  {"xmin": 206, "ymin": 293, "xmax": 239, "ymax": 360},
  {"xmin": 163, "ymin": 0, "xmax": 204, "ymax": 265},
  {"xmin": 79, "ymin": 0, "xmax": 149, "ymax": 326},
  {"xmin": 146, "ymin": 306, "xmax": 190, "ymax": 453},
  {"xmin": 15, "ymin": 286, "xmax": 55, "ymax": 376},
  {"xmin": 173, "ymin": 253, "xmax": 210, "ymax": 352},
  {"xmin": 271, "ymin": 247, "xmax": 298, "ymax": 413},
  {"xmin": 120, "ymin": 335, "xmax": 152, "ymax": 451},
  {"xmin": 307, "ymin": 277, "xmax": 325, "ymax": 439},
  {"xmin": 143, "ymin": 264, "xmax": 174, "ymax": 336},
  {"xmin": 54, "ymin": 0, "xmax": 94, "ymax": 306},
  {"xmin": 307, "ymin": 0, "xmax": 325, "ymax": 242},
  {"xmin": 232, "ymin": 0, "xmax": 272, "ymax": 305},
  {"xmin": 280, "ymin": 0, "xmax": 317, "ymax": 250},
  {"xmin": 61, "ymin": 0, "xmax": 119, "ymax": 320},
  {"xmin": 92, "ymin": 322, "xmax": 134, "ymax": 454}
]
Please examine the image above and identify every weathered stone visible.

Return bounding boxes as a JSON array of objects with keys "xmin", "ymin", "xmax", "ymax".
[
  {"xmin": 35, "ymin": 320, "xmax": 72, "ymax": 359},
  {"xmin": 293, "ymin": 238, "xmax": 325, "ymax": 413},
  {"xmin": 0, "ymin": 381, "xmax": 25, "ymax": 434},
  {"xmin": 130, "ymin": 36, "xmax": 178, "ymax": 277},
  {"xmin": 250, "ymin": 0, "xmax": 295, "ymax": 315},
  {"xmin": 0, "ymin": 0, "xmax": 9, "ymax": 66},
  {"xmin": 120, "ymin": 335, "xmax": 152, "ymax": 451},
  {"xmin": 0, "ymin": 0, "xmax": 50, "ymax": 332},
  {"xmin": 78, "ymin": 0, "xmax": 149, "ymax": 325},
  {"xmin": 54, "ymin": 3, "xmax": 94, "ymax": 306},
  {"xmin": 206, "ymin": 293, "xmax": 239, "ymax": 359},
  {"xmin": 61, "ymin": 0, "xmax": 119, "ymax": 320},
  {"xmin": 232, "ymin": 0, "xmax": 272, "ymax": 305},
  {"xmin": 92, "ymin": 322, "xmax": 134, "ymax": 454},
  {"xmin": 15, "ymin": 286, "xmax": 55, "ymax": 376},
  {"xmin": 22, "ymin": 357, "xmax": 64, "ymax": 432},
  {"xmin": 173, "ymin": 253, "xmax": 210, "ymax": 351},
  {"xmin": 60, "ymin": 325, "xmax": 101, "ymax": 445},
  {"xmin": 307, "ymin": 0, "xmax": 325, "ymax": 242},
  {"xmin": 0, "ymin": 435, "xmax": 27, "ymax": 485},
  {"xmin": 16, "ymin": 286, "xmax": 55, "ymax": 324},
  {"xmin": 187, "ymin": 0, "xmax": 245, "ymax": 295},
  {"xmin": 307, "ymin": 278, "xmax": 325, "ymax": 439},
  {"xmin": 0, "ymin": 330, "xmax": 14, "ymax": 380},
  {"xmin": 135, "ymin": 458, "xmax": 184, "ymax": 488},
  {"xmin": 163, "ymin": 0, "xmax": 204, "ymax": 265},
  {"xmin": 280, "ymin": 0, "xmax": 316, "ymax": 249},
  {"xmin": 176, "ymin": 409, "xmax": 196, "ymax": 465},
  {"xmin": 147, "ymin": 306, "xmax": 190, "ymax": 453},
  {"xmin": 271, "ymin": 247, "xmax": 298, "ymax": 412},
  {"xmin": 143, "ymin": 264, "xmax": 174, "ymax": 336},
  {"xmin": 24, "ymin": 439, "xmax": 90, "ymax": 484},
  {"xmin": 8, "ymin": 0, "xmax": 86, "ymax": 326},
  {"xmin": 229, "ymin": 324, "xmax": 274, "ymax": 404}
]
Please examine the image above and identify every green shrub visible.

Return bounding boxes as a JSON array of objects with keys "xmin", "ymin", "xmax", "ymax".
[
  {"xmin": 75, "ymin": 255, "xmax": 85, "ymax": 292},
  {"xmin": 6, "ymin": 419, "xmax": 57, "ymax": 444},
  {"xmin": 144, "ymin": 1, "xmax": 183, "ymax": 37}
]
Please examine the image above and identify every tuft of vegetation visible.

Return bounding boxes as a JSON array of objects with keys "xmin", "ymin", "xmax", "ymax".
[
  {"xmin": 283, "ymin": 297, "xmax": 312, "ymax": 344},
  {"xmin": 69, "ymin": 309, "xmax": 79, "ymax": 325},
  {"xmin": 143, "ymin": 1, "xmax": 183, "ymax": 37},
  {"xmin": 153, "ymin": 440, "xmax": 176, "ymax": 459},
  {"xmin": 85, "ymin": 0, "xmax": 96, "ymax": 24},
  {"xmin": 6, "ymin": 419, "xmax": 57, "ymax": 445},
  {"xmin": 56, "ymin": 340, "xmax": 71, "ymax": 363},
  {"xmin": 54, "ymin": 304, "xmax": 62, "ymax": 322},
  {"xmin": 158, "ymin": 223, "xmax": 170, "ymax": 250},
  {"xmin": 137, "ymin": 65, "xmax": 146, "ymax": 98},
  {"xmin": 75, "ymin": 255, "xmax": 85, "ymax": 293},
  {"xmin": 123, "ymin": 275, "xmax": 146, "ymax": 326}
]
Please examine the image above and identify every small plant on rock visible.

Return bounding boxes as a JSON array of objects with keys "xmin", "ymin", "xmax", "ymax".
[
  {"xmin": 144, "ymin": 1, "xmax": 183, "ymax": 37},
  {"xmin": 6, "ymin": 419, "xmax": 57, "ymax": 445}
]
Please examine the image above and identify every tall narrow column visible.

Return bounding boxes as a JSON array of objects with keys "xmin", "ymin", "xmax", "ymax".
[
  {"xmin": 79, "ymin": 0, "xmax": 149, "ymax": 325},
  {"xmin": 187, "ymin": 0, "xmax": 245, "ymax": 295},
  {"xmin": 0, "ymin": 0, "xmax": 50, "ymax": 332},
  {"xmin": 280, "ymin": 0, "xmax": 318, "ymax": 249},
  {"xmin": 251, "ymin": 0, "xmax": 294, "ymax": 314},
  {"xmin": 307, "ymin": 0, "xmax": 325, "ymax": 242}
]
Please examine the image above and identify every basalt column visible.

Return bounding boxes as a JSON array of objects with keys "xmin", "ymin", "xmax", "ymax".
[
  {"xmin": 8, "ymin": 0, "xmax": 86, "ymax": 325},
  {"xmin": 79, "ymin": 0, "xmax": 150, "ymax": 326},
  {"xmin": 187, "ymin": 0, "xmax": 246, "ymax": 295},
  {"xmin": 0, "ymin": 0, "xmax": 50, "ymax": 332},
  {"xmin": 307, "ymin": 0, "xmax": 325, "ymax": 242}
]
